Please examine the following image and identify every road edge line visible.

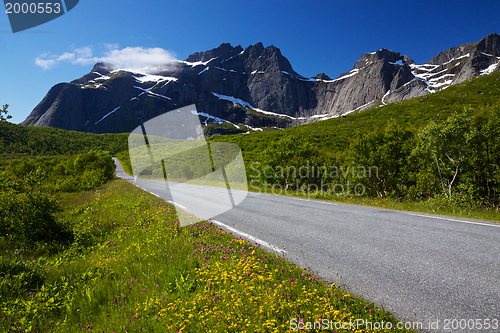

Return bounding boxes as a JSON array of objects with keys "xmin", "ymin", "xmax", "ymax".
[{"xmin": 211, "ymin": 220, "xmax": 287, "ymax": 255}]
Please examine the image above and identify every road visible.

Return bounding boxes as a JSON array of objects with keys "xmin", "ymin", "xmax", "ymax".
[{"xmin": 114, "ymin": 158, "xmax": 500, "ymax": 332}]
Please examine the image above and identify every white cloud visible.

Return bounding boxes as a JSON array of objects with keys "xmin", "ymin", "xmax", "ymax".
[
  {"xmin": 75, "ymin": 46, "xmax": 93, "ymax": 59},
  {"xmin": 57, "ymin": 52, "xmax": 75, "ymax": 62},
  {"xmin": 100, "ymin": 47, "xmax": 177, "ymax": 70},
  {"xmin": 102, "ymin": 43, "xmax": 120, "ymax": 51},
  {"xmin": 35, "ymin": 45, "xmax": 178, "ymax": 72},
  {"xmin": 35, "ymin": 57, "xmax": 56, "ymax": 70}
]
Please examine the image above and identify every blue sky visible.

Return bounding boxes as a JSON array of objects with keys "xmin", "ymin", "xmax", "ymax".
[{"xmin": 1, "ymin": 0, "xmax": 499, "ymax": 124}]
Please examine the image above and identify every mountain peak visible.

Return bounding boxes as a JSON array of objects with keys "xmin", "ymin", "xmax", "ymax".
[
  {"xmin": 476, "ymin": 33, "xmax": 500, "ymax": 57},
  {"xmin": 185, "ymin": 43, "xmax": 244, "ymax": 64},
  {"xmin": 314, "ymin": 73, "xmax": 332, "ymax": 80},
  {"xmin": 240, "ymin": 42, "xmax": 296, "ymax": 74},
  {"xmin": 91, "ymin": 62, "xmax": 117, "ymax": 75},
  {"xmin": 353, "ymin": 48, "xmax": 404, "ymax": 69}
]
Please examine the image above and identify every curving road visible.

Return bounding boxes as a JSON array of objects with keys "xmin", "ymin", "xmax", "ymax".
[{"xmin": 114, "ymin": 158, "xmax": 500, "ymax": 332}]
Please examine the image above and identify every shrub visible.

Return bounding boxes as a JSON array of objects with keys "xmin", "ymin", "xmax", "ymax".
[{"xmin": 0, "ymin": 188, "xmax": 71, "ymax": 245}]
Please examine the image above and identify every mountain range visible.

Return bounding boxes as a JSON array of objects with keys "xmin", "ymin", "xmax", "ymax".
[{"xmin": 22, "ymin": 33, "xmax": 500, "ymax": 134}]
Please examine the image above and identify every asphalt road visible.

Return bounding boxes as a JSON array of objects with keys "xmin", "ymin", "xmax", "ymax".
[{"xmin": 114, "ymin": 158, "xmax": 500, "ymax": 332}]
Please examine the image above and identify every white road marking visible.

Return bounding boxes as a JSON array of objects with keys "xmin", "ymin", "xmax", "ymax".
[
  {"xmin": 165, "ymin": 196, "xmax": 287, "ymax": 254},
  {"xmin": 251, "ymin": 192, "xmax": 338, "ymax": 205},
  {"xmin": 405, "ymin": 212, "xmax": 500, "ymax": 228},
  {"xmin": 292, "ymin": 197, "xmax": 338, "ymax": 206},
  {"xmin": 211, "ymin": 220, "xmax": 287, "ymax": 254},
  {"xmin": 167, "ymin": 200, "xmax": 188, "ymax": 211}
]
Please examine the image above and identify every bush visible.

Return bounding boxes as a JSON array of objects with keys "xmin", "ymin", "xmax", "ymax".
[
  {"xmin": 0, "ymin": 188, "xmax": 71, "ymax": 245},
  {"xmin": 69, "ymin": 151, "xmax": 116, "ymax": 191},
  {"xmin": 0, "ymin": 257, "xmax": 45, "ymax": 298},
  {"xmin": 0, "ymin": 151, "xmax": 116, "ymax": 246},
  {"xmin": 3, "ymin": 151, "xmax": 119, "ymax": 193}
]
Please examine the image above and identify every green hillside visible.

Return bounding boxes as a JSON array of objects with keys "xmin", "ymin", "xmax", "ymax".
[
  {"xmin": 210, "ymin": 72, "xmax": 500, "ymax": 163},
  {"xmin": 0, "ymin": 121, "xmax": 129, "ymax": 156}
]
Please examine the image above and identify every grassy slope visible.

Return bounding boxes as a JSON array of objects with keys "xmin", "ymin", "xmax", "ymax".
[{"xmin": 0, "ymin": 122, "xmax": 129, "ymax": 156}]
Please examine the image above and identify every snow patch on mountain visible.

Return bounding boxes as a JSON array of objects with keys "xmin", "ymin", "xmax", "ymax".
[
  {"xmin": 343, "ymin": 100, "xmax": 377, "ymax": 116},
  {"xmin": 133, "ymin": 86, "xmax": 171, "ymax": 100},
  {"xmin": 410, "ymin": 62, "xmax": 461, "ymax": 92},
  {"xmin": 322, "ymin": 69, "xmax": 360, "ymax": 83},
  {"xmin": 310, "ymin": 100, "xmax": 376, "ymax": 121},
  {"xmin": 243, "ymin": 125, "xmax": 263, "ymax": 133},
  {"xmin": 212, "ymin": 93, "xmax": 306, "ymax": 120},
  {"xmin": 480, "ymin": 62, "xmax": 500, "ymax": 76},
  {"xmin": 94, "ymin": 73, "xmax": 111, "ymax": 81},
  {"xmin": 95, "ymin": 106, "xmax": 120, "ymax": 124},
  {"xmin": 190, "ymin": 109, "xmax": 240, "ymax": 129},
  {"xmin": 381, "ymin": 90, "xmax": 391, "ymax": 105},
  {"xmin": 215, "ymin": 66, "xmax": 227, "ymax": 72},
  {"xmin": 79, "ymin": 71, "xmax": 113, "ymax": 89},
  {"xmin": 442, "ymin": 53, "xmax": 470, "ymax": 65},
  {"xmin": 198, "ymin": 67, "xmax": 209, "ymax": 75},
  {"xmin": 133, "ymin": 73, "xmax": 177, "ymax": 84},
  {"xmin": 181, "ymin": 57, "xmax": 218, "ymax": 67}
]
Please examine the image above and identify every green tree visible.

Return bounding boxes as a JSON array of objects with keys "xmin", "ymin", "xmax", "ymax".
[
  {"xmin": 412, "ymin": 108, "xmax": 474, "ymax": 198},
  {"xmin": 256, "ymin": 135, "xmax": 321, "ymax": 189},
  {"xmin": 349, "ymin": 119, "xmax": 414, "ymax": 197},
  {"xmin": 1, "ymin": 104, "xmax": 12, "ymax": 122},
  {"xmin": 469, "ymin": 104, "xmax": 500, "ymax": 205},
  {"xmin": 0, "ymin": 175, "xmax": 69, "ymax": 245}
]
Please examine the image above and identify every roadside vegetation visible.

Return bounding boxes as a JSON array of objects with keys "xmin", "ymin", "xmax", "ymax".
[{"xmin": 0, "ymin": 152, "xmax": 116, "ymax": 247}]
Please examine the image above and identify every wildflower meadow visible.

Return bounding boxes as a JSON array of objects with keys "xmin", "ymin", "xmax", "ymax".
[{"xmin": 1, "ymin": 178, "xmax": 413, "ymax": 332}]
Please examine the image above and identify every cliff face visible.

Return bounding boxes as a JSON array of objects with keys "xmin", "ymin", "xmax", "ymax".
[{"xmin": 23, "ymin": 34, "xmax": 500, "ymax": 133}]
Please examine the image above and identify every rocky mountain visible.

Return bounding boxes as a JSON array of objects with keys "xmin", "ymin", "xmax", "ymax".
[{"xmin": 23, "ymin": 33, "xmax": 500, "ymax": 134}]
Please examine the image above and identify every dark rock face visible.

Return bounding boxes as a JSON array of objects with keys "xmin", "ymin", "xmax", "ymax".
[
  {"xmin": 23, "ymin": 34, "xmax": 500, "ymax": 134},
  {"xmin": 477, "ymin": 33, "xmax": 500, "ymax": 56},
  {"xmin": 185, "ymin": 43, "xmax": 243, "ymax": 64},
  {"xmin": 384, "ymin": 79, "xmax": 429, "ymax": 104},
  {"xmin": 92, "ymin": 62, "xmax": 118, "ymax": 74},
  {"xmin": 429, "ymin": 33, "xmax": 500, "ymax": 65},
  {"xmin": 383, "ymin": 33, "xmax": 500, "ymax": 103},
  {"xmin": 314, "ymin": 73, "xmax": 331, "ymax": 80}
]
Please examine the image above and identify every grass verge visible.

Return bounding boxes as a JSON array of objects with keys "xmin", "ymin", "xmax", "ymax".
[
  {"xmin": 1, "ymin": 179, "xmax": 413, "ymax": 332},
  {"xmin": 248, "ymin": 184, "xmax": 500, "ymax": 223}
]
